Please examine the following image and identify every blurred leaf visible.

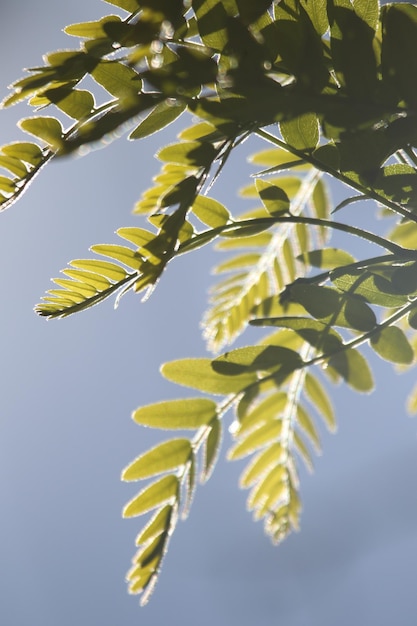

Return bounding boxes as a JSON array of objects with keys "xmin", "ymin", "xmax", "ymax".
[
  {"xmin": 129, "ymin": 101, "xmax": 186, "ymax": 140},
  {"xmin": 123, "ymin": 475, "xmax": 179, "ymax": 518}
]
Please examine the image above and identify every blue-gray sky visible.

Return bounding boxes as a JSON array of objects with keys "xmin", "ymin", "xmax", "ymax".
[{"xmin": 1, "ymin": 2, "xmax": 417, "ymax": 625}]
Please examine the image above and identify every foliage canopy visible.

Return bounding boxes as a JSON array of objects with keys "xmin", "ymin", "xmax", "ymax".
[{"xmin": 2, "ymin": 0, "xmax": 417, "ymax": 606}]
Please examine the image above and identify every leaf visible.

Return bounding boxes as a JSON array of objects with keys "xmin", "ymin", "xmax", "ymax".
[
  {"xmin": 296, "ymin": 405, "xmax": 321, "ymax": 451},
  {"xmin": 255, "ymin": 179, "xmax": 290, "ymax": 215},
  {"xmin": 158, "ymin": 141, "xmax": 216, "ymax": 168},
  {"xmin": 69, "ymin": 259, "xmax": 127, "ymax": 281},
  {"xmin": 91, "ymin": 60, "xmax": 142, "ymax": 98},
  {"xmin": 1, "ymin": 142, "xmax": 43, "ymax": 166},
  {"xmin": 201, "ymin": 418, "xmax": 222, "ymax": 482},
  {"xmin": 19, "ymin": 116, "xmax": 63, "ymax": 148},
  {"xmin": 237, "ymin": 391, "xmax": 287, "ymax": 435},
  {"xmin": 370, "ymin": 326, "xmax": 414, "ymax": 365},
  {"xmin": 192, "ymin": 195, "xmax": 231, "ymax": 228},
  {"xmin": 228, "ymin": 420, "xmax": 283, "ymax": 460},
  {"xmin": 239, "ymin": 443, "xmax": 285, "ymax": 488},
  {"xmin": 89, "ymin": 244, "xmax": 142, "ymax": 269},
  {"xmin": 280, "ymin": 113, "xmax": 320, "ymax": 151},
  {"xmin": 212, "ymin": 345, "xmax": 302, "ymax": 376},
  {"xmin": 37, "ymin": 88, "xmax": 95, "ymax": 120},
  {"xmin": 122, "ymin": 439, "xmax": 192, "ymax": 481},
  {"xmin": 123, "ymin": 475, "xmax": 179, "ymax": 518},
  {"xmin": 64, "ymin": 15, "xmax": 122, "ymax": 39},
  {"xmin": 299, "ymin": 248, "xmax": 355, "ymax": 269},
  {"xmin": 161, "ymin": 358, "xmax": 257, "ymax": 395},
  {"xmin": 129, "ymin": 100, "xmax": 186, "ymax": 140},
  {"xmin": 304, "ymin": 373, "xmax": 336, "ymax": 431},
  {"xmin": 135, "ymin": 505, "xmax": 174, "ymax": 546},
  {"xmin": 333, "ymin": 271, "xmax": 409, "ymax": 308},
  {"xmin": 328, "ymin": 349, "xmax": 374, "ymax": 392},
  {"xmin": 132, "ymin": 398, "xmax": 217, "ymax": 429},
  {"xmin": 192, "ymin": 0, "xmax": 229, "ymax": 51}
]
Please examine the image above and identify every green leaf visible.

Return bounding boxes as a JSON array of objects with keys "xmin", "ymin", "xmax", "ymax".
[
  {"xmin": 192, "ymin": 0, "xmax": 229, "ymax": 51},
  {"xmin": 133, "ymin": 398, "xmax": 217, "ymax": 429},
  {"xmin": 299, "ymin": 0, "xmax": 328, "ymax": 36},
  {"xmin": 333, "ymin": 271, "xmax": 409, "ymax": 308},
  {"xmin": 214, "ymin": 253, "xmax": 261, "ymax": 273},
  {"xmin": 255, "ymin": 180, "xmax": 290, "ymax": 215},
  {"xmin": 122, "ymin": 439, "xmax": 192, "ymax": 481},
  {"xmin": 239, "ymin": 443, "xmax": 285, "ymax": 488},
  {"xmin": 192, "ymin": 195, "xmax": 230, "ymax": 228},
  {"xmin": 201, "ymin": 418, "xmax": 222, "ymax": 482},
  {"xmin": 237, "ymin": 391, "xmax": 287, "ymax": 435},
  {"xmin": 294, "ymin": 430, "xmax": 314, "ymax": 471},
  {"xmin": 328, "ymin": 349, "xmax": 374, "ymax": 392},
  {"xmin": 158, "ymin": 141, "xmax": 216, "ymax": 168},
  {"xmin": 161, "ymin": 358, "xmax": 257, "ymax": 395},
  {"xmin": 123, "ymin": 475, "xmax": 179, "ymax": 518},
  {"xmin": 64, "ymin": 15, "xmax": 122, "ymax": 39},
  {"xmin": 212, "ymin": 345, "xmax": 302, "ymax": 376},
  {"xmin": 70, "ymin": 258, "xmax": 127, "ymax": 281},
  {"xmin": 19, "ymin": 116, "xmax": 63, "ymax": 148},
  {"xmin": 135, "ymin": 505, "xmax": 174, "ymax": 546},
  {"xmin": 1, "ymin": 142, "xmax": 43, "ymax": 166},
  {"xmin": 91, "ymin": 60, "xmax": 142, "ymax": 98},
  {"xmin": 129, "ymin": 100, "xmax": 186, "ymax": 140},
  {"xmin": 280, "ymin": 113, "xmax": 319, "ymax": 151},
  {"xmin": 0, "ymin": 155, "xmax": 28, "ymax": 177},
  {"xmin": 370, "ymin": 326, "xmax": 414, "ymax": 365},
  {"xmin": 38, "ymin": 88, "xmax": 94, "ymax": 120},
  {"xmin": 304, "ymin": 373, "xmax": 336, "ymax": 431},
  {"xmin": 90, "ymin": 244, "xmax": 142, "ymax": 269},
  {"xmin": 299, "ymin": 248, "xmax": 355, "ymax": 269},
  {"xmin": 297, "ymin": 405, "xmax": 321, "ymax": 451},
  {"xmin": 228, "ymin": 420, "xmax": 283, "ymax": 460}
]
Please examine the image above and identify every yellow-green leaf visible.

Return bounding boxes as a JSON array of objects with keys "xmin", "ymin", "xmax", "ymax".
[
  {"xmin": 370, "ymin": 326, "xmax": 414, "ymax": 364},
  {"xmin": 132, "ymin": 398, "xmax": 217, "ymax": 429},
  {"xmin": 161, "ymin": 359, "xmax": 256, "ymax": 395},
  {"xmin": 123, "ymin": 475, "xmax": 179, "ymax": 518},
  {"xmin": 192, "ymin": 195, "xmax": 230, "ymax": 228},
  {"xmin": 122, "ymin": 439, "xmax": 192, "ymax": 481},
  {"xmin": 19, "ymin": 116, "xmax": 63, "ymax": 148}
]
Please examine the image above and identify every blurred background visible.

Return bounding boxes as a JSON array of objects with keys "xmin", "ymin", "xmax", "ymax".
[{"xmin": 1, "ymin": 2, "xmax": 417, "ymax": 625}]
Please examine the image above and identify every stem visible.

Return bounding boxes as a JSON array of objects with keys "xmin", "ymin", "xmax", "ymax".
[{"xmin": 179, "ymin": 215, "xmax": 409, "ymax": 256}]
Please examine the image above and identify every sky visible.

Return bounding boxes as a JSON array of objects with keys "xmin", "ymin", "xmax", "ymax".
[{"xmin": 1, "ymin": 2, "xmax": 417, "ymax": 625}]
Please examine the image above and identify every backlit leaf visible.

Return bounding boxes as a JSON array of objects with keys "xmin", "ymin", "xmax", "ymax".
[
  {"xmin": 132, "ymin": 398, "xmax": 217, "ymax": 429},
  {"xmin": 370, "ymin": 326, "xmax": 414, "ymax": 364},
  {"xmin": 123, "ymin": 475, "xmax": 179, "ymax": 518},
  {"xmin": 122, "ymin": 439, "xmax": 192, "ymax": 481},
  {"xmin": 19, "ymin": 116, "xmax": 63, "ymax": 148}
]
